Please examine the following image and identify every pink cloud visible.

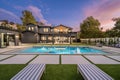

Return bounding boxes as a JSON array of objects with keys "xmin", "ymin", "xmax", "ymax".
[
  {"xmin": 84, "ymin": 0, "xmax": 120, "ymax": 30},
  {"xmin": 27, "ymin": 5, "xmax": 51, "ymax": 25}
]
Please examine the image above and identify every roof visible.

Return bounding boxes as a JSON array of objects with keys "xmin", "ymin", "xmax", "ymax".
[
  {"xmin": 22, "ymin": 30, "xmax": 36, "ymax": 33},
  {"xmin": 26, "ymin": 23, "xmax": 36, "ymax": 27},
  {"xmin": 37, "ymin": 25, "xmax": 52, "ymax": 28},
  {"xmin": 53, "ymin": 24, "xmax": 72, "ymax": 29}
]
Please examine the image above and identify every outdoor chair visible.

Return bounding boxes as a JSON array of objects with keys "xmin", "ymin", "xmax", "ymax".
[
  {"xmin": 11, "ymin": 64, "xmax": 46, "ymax": 80},
  {"xmin": 77, "ymin": 64, "xmax": 113, "ymax": 80}
]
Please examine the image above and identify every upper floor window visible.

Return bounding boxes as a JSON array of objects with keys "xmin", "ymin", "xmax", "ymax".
[
  {"xmin": 28, "ymin": 27, "xmax": 31, "ymax": 30},
  {"xmin": 28, "ymin": 27, "xmax": 34, "ymax": 31},
  {"xmin": 64, "ymin": 29, "xmax": 68, "ymax": 32},
  {"xmin": 44, "ymin": 28, "xmax": 48, "ymax": 32},
  {"xmin": 31, "ymin": 27, "xmax": 34, "ymax": 31}
]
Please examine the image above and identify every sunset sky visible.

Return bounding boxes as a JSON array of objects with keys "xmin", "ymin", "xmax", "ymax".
[{"xmin": 0, "ymin": 0, "xmax": 120, "ymax": 31}]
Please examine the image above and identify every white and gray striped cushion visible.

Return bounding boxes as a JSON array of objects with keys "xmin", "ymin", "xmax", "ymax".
[
  {"xmin": 77, "ymin": 64, "xmax": 113, "ymax": 80},
  {"xmin": 11, "ymin": 64, "xmax": 45, "ymax": 80}
]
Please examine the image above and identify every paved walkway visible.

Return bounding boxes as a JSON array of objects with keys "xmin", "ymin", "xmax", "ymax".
[
  {"xmin": 0, "ymin": 55, "xmax": 12, "ymax": 60},
  {"xmin": 90, "ymin": 46, "xmax": 120, "ymax": 54},
  {"xmin": 0, "ymin": 55, "xmax": 36, "ymax": 64},
  {"xmin": 62, "ymin": 55, "xmax": 90, "ymax": 64},
  {"xmin": 107, "ymin": 56, "xmax": 120, "ymax": 61},
  {"xmin": 84, "ymin": 55, "xmax": 120, "ymax": 64},
  {"xmin": 0, "ymin": 48, "xmax": 15, "ymax": 53},
  {"xmin": 30, "ymin": 55, "xmax": 59, "ymax": 64}
]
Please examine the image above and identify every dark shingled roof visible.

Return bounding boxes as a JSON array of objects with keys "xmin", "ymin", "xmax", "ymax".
[{"xmin": 37, "ymin": 25, "xmax": 52, "ymax": 28}]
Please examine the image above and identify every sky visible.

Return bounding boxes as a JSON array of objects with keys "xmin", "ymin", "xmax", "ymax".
[{"xmin": 0, "ymin": 0, "xmax": 120, "ymax": 31}]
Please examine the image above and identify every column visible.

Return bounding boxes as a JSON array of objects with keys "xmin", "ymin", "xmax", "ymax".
[{"xmin": 15, "ymin": 34, "xmax": 19, "ymax": 46}]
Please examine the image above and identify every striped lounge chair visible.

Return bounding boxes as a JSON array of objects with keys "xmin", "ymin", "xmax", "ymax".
[
  {"xmin": 77, "ymin": 64, "xmax": 113, "ymax": 80},
  {"xmin": 11, "ymin": 64, "xmax": 46, "ymax": 80}
]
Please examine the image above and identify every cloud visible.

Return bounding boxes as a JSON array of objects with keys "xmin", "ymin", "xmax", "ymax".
[
  {"xmin": 84, "ymin": 0, "xmax": 120, "ymax": 30},
  {"xmin": 0, "ymin": 8, "xmax": 21, "ymax": 23},
  {"xmin": 27, "ymin": 5, "xmax": 50, "ymax": 25}
]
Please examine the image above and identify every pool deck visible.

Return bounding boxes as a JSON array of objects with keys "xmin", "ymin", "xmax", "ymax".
[
  {"xmin": 0, "ymin": 55, "xmax": 12, "ymax": 61},
  {"xmin": 61, "ymin": 55, "xmax": 90, "ymax": 64},
  {"xmin": 0, "ymin": 55, "xmax": 36, "ymax": 64},
  {"xmin": 0, "ymin": 45, "xmax": 120, "ymax": 64},
  {"xmin": 84, "ymin": 55, "xmax": 120, "ymax": 64},
  {"xmin": 29, "ymin": 55, "xmax": 59, "ymax": 64},
  {"xmin": 107, "ymin": 56, "xmax": 120, "ymax": 61}
]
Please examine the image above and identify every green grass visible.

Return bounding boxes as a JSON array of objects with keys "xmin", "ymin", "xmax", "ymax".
[
  {"xmin": 97, "ymin": 64, "xmax": 120, "ymax": 80},
  {"xmin": 0, "ymin": 64, "xmax": 120, "ymax": 80},
  {"xmin": 41, "ymin": 64, "xmax": 83, "ymax": 80},
  {"xmin": 0, "ymin": 64, "xmax": 26, "ymax": 80}
]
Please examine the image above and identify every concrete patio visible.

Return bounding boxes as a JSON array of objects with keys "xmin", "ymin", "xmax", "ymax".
[
  {"xmin": 0, "ymin": 55, "xmax": 36, "ymax": 64},
  {"xmin": 84, "ymin": 55, "xmax": 120, "ymax": 64},
  {"xmin": 0, "ymin": 55, "xmax": 12, "ymax": 60},
  {"xmin": 61, "ymin": 55, "xmax": 90, "ymax": 64},
  {"xmin": 107, "ymin": 56, "xmax": 120, "ymax": 61},
  {"xmin": 30, "ymin": 55, "xmax": 59, "ymax": 64}
]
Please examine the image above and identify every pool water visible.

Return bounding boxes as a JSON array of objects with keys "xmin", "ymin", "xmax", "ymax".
[{"xmin": 20, "ymin": 46, "xmax": 106, "ymax": 54}]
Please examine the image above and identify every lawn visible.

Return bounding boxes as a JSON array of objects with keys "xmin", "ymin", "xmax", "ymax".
[
  {"xmin": 97, "ymin": 64, "xmax": 120, "ymax": 80},
  {"xmin": 0, "ymin": 64, "xmax": 26, "ymax": 80},
  {"xmin": 41, "ymin": 64, "xmax": 83, "ymax": 80},
  {"xmin": 0, "ymin": 64, "xmax": 120, "ymax": 80}
]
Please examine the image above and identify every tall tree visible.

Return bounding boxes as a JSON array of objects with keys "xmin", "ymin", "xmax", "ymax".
[
  {"xmin": 21, "ymin": 10, "xmax": 36, "ymax": 25},
  {"xmin": 112, "ymin": 17, "xmax": 120, "ymax": 30},
  {"xmin": 80, "ymin": 16, "xmax": 103, "ymax": 38},
  {"xmin": 105, "ymin": 17, "xmax": 120, "ymax": 37},
  {"xmin": 16, "ymin": 24, "xmax": 26, "ymax": 31}
]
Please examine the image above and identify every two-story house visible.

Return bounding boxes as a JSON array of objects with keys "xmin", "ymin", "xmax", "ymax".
[{"xmin": 21, "ymin": 23, "xmax": 77, "ymax": 44}]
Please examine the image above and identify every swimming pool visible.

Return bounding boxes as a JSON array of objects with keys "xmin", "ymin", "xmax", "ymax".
[{"xmin": 20, "ymin": 46, "xmax": 107, "ymax": 54}]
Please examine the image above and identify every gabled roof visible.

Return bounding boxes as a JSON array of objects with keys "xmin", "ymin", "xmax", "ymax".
[{"xmin": 53, "ymin": 24, "xmax": 72, "ymax": 29}]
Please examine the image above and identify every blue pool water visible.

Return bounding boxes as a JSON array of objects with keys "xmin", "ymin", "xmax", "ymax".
[{"xmin": 20, "ymin": 46, "xmax": 107, "ymax": 54}]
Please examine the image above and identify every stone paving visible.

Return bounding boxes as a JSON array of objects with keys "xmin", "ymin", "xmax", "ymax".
[
  {"xmin": 0, "ymin": 48, "xmax": 15, "ymax": 53},
  {"xmin": 0, "ymin": 55, "xmax": 36, "ymax": 64},
  {"xmin": 107, "ymin": 56, "xmax": 120, "ymax": 61},
  {"xmin": 30, "ymin": 55, "xmax": 59, "ymax": 64},
  {"xmin": 61, "ymin": 55, "xmax": 90, "ymax": 64},
  {"xmin": 84, "ymin": 55, "xmax": 120, "ymax": 64},
  {"xmin": 0, "ymin": 55, "xmax": 12, "ymax": 60}
]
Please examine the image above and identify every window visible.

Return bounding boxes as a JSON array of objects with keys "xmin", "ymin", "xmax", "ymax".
[
  {"xmin": 44, "ymin": 28, "xmax": 48, "ymax": 32},
  {"xmin": 54, "ymin": 29, "xmax": 59, "ymax": 32},
  {"xmin": 68, "ymin": 30, "xmax": 72, "ymax": 32},
  {"xmin": 65, "ymin": 29, "xmax": 68, "ymax": 32},
  {"xmin": 41, "ymin": 36, "xmax": 46, "ymax": 40},
  {"xmin": 28, "ymin": 27, "xmax": 31, "ymax": 30},
  {"xmin": 31, "ymin": 27, "xmax": 34, "ymax": 31},
  {"xmin": 48, "ymin": 36, "xmax": 52, "ymax": 40},
  {"xmin": 51, "ymin": 29, "xmax": 53, "ymax": 32}
]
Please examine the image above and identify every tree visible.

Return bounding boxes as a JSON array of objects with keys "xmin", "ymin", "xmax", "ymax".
[
  {"xmin": 21, "ymin": 10, "xmax": 36, "ymax": 25},
  {"xmin": 16, "ymin": 24, "xmax": 26, "ymax": 31},
  {"xmin": 80, "ymin": 16, "xmax": 104, "ymax": 38},
  {"xmin": 106, "ymin": 17, "xmax": 120, "ymax": 37},
  {"xmin": 112, "ymin": 17, "xmax": 120, "ymax": 30},
  {"xmin": 36, "ymin": 21, "xmax": 45, "ymax": 26}
]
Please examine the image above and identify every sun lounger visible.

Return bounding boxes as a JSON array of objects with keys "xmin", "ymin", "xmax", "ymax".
[
  {"xmin": 77, "ymin": 64, "xmax": 113, "ymax": 80},
  {"xmin": 11, "ymin": 64, "xmax": 46, "ymax": 80}
]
